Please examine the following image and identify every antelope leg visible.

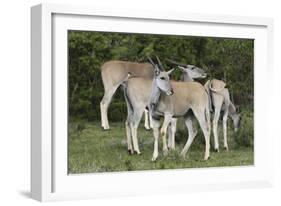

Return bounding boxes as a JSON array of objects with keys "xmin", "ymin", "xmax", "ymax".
[
  {"xmin": 181, "ymin": 116, "xmax": 197, "ymax": 157},
  {"xmin": 193, "ymin": 108, "xmax": 210, "ymax": 160},
  {"xmin": 100, "ymin": 85, "xmax": 118, "ymax": 130},
  {"xmin": 223, "ymin": 109, "xmax": 229, "ymax": 151},
  {"xmin": 125, "ymin": 120, "xmax": 133, "ymax": 154},
  {"xmin": 168, "ymin": 118, "xmax": 177, "ymax": 150},
  {"xmin": 213, "ymin": 106, "xmax": 221, "ymax": 152},
  {"xmin": 160, "ymin": 114, "xmax": 173, "ymax": 155},
  {"xmin": 129, "ymin": 111, "xmax": 143, "ymax": 155},
  {"xmin": 144, "ymin": 109, "xmax": 150, "ymax": 130},
  {"xmin": 152, "ymin": 119, "xmax": 160, "ymax": 161}
]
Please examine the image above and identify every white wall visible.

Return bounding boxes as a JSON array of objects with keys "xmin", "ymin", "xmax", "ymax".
[{"xmin": 0, "ymin": 0, "xmax": 280, "ymax": 205}]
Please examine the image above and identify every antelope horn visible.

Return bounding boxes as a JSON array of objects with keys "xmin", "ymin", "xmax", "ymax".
[
  {"xmin": 156, "ymin": 55, "xmax": 164, "ymax": 71},
  {"xmin": 166, "ymin": 58, "xmax": 187, "ymax": 67},
  {"xmin": 147, "ymin": 56, "xmax": 156, "ymax": 67}
]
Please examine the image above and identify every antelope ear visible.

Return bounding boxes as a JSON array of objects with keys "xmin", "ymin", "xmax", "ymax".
[{"xmin": 167, "ymin": 68, "xmax": 175, "ymax": 75}]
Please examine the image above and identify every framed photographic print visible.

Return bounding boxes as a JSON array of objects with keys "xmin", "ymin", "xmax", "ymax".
[{"xmin": 31, "ymin": 3, "xmax": 274, "ymax": 201}]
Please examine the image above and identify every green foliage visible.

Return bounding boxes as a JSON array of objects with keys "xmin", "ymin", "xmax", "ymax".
[{"xmin": 68, "ymin": 31, "xmax": 254, "ymax": 121}]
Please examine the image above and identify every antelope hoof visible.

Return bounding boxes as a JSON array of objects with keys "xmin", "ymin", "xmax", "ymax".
[
  {"xmin": 180, "ymin": 151, "xmax": 186, "ymax": 158},
  {"xmin": 128, "ymin": 149, "xmax": 134, "ymax": 155},
  {"xmin": 203, "ymin": 156, "xmax": 210, "ymax": 161},
  {"xmin": 102, "ymin": 126, "xmax": 110, "ymax": 131},
  {"xmin": 151, "ymin": 155, "xmax": 158, "ymax": 162},
  {"xmin": 144, "ymin": 126, "xmax": 151, "ymax": 130},
  {"xmin": 135, "ymin": 151, "xmax": 142, "ymax": 155},
  {"xmin": 224, "ymin": 146, "xmax": 229, "ymax": 151},
  {"xmin": 214, "ymin": 148, "xmax": 219, "ymax": 153}
]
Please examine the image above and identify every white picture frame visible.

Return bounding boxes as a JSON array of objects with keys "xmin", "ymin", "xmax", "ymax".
[{"xmin": 31, "ymin": 3, "xmax": 274, "ymax": 202}]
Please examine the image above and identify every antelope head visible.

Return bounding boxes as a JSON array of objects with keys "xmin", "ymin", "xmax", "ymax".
[
  {"xmin": 233, "ymin": 106, "xmax": 241, "ymax": 132},
  {"xmin": 232, "ymin": 113, "xmax": 240, "ymax": 132},
  {"xmin": 155, "ymin": 67, "xmax": 174, "ymax": 95},
  {"xmin": 178, "ymin": 65, "xmax": 207, "ymax": 79},
  {"xmin": 148, "ymin": 56, "xmax": 174, "ymax": 96},
  {"xmin": 166, "ymin": 58, "xmax": 207, "ymax": 80}
]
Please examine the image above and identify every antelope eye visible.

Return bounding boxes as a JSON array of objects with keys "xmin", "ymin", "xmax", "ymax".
[{"xmin": 160, "ymin": 77, "xmax": 165, "ymax": 80}]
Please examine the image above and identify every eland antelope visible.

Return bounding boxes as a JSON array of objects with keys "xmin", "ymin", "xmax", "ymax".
[
  {"xmin": 123, "ymin": 57, "xmax": 211, "ymax": 161},
  {"xmin": 167, "ymin": 59, "xmax": 240, "ymax": 151},
  {"xmin": 205, "ymin": 79, "xmax": 240, "ymax": 151},
  {"xmin": 166, "ymin": 64, "xmax": 207, "ymax": 150},
  {"xmin": 100, "ymin": 60, "xmax": 154, "ymax": 130}
]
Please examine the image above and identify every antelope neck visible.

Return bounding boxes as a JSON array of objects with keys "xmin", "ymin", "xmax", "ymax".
[
  {"xmin": 149, "ymin": 79, "xmax": 162, "ymax": 112},
  {"xmin": 182, "ymin": 73, "xmax": 194, "ymax": 82}
]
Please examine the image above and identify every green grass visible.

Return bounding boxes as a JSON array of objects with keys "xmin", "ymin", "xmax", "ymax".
[{"xmin": 68, "ymin": 113, "xmax": 254, "ymax": 174}]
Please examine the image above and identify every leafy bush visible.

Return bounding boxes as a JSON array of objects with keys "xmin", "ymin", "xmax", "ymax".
[{"xmin": 68, "ymin": 31, "xmax": 254, "ymax": 122}]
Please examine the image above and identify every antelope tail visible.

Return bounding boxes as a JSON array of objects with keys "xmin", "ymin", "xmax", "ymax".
[
  {"xmin": 209, "ymin": 83, "xmax": 225, "ymax": 94},
  {"xmin": 207, "ymin": 79, "xmax": 226, "ymax": 95},
  {"xmin": 121, "ymin": 72, "xmax": 138, "ymax": 87},
  {"xmin": 122, "ymin": 72, "xmax": 140, "ymax": 84},
  {"xmin": 123, "ymin": 72, "xmax": 132, "ymax": 82},
  {"xmin": 204, "ymin": 80, "xmax": 213, "ymax": 112},
  {"xmin": 121, "ymin": 73, "xmax": 134, "ymax": 114}
]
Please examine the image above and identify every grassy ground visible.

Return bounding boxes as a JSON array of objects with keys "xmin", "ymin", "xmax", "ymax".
[{"xmin": 68, "ymin": 115, "xmax": 254, "ymax": 174}]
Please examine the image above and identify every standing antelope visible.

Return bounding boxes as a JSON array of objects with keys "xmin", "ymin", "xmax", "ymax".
[
  {"xmin": 100, "ymin": 60, "xmax": 154, "ymax": 130},
  {"xmin": 123, "ymin": 58, "xmax": 211, "ymax": 161},
  {"xmin": 166, "ymin": 65, "xmax": 207, "ymax": 150},
  {"xmin": 167, "ymin": 59, "xmax": 240, "ymax": 151},
  {"xmin": 205, "ymin": 79, "xmax": 240, "ymax": 151}
]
